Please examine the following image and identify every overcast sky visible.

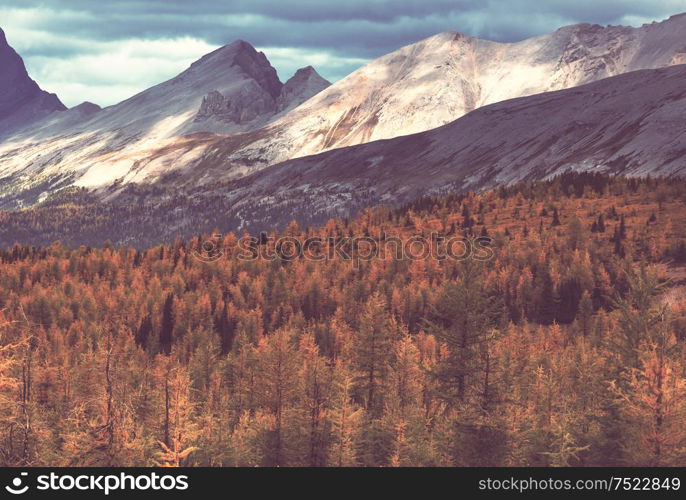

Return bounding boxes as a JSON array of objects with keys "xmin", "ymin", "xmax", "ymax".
[{"xmin": 2, "ymin": 0, "xmax": 685, "ymax": 107}]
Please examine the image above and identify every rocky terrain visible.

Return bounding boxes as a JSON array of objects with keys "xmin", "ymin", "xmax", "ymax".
[{"xmin": 0, "ymin": 28, "xmax": 66, "ymax": 136}]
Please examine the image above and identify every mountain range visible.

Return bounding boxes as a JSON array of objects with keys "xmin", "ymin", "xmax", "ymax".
[
  {"xmin": 217, "ymin": 63, "xmax": 686, "ymax": 232},
  {"xmin": 0, "ymin": 14, "xmax": 685, "ymax": 244},
  {"xmin": 189, "ymin": 13, "xmax": 686, "ymax": 184}
]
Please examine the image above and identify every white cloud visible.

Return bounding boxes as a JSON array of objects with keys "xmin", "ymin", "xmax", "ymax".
[
  {"xmin": 22, "ymin": 35, "xmax": 218, "ymax": 107},
  {"xmin": 1, "ymin": 6, "xmax": 221, "ymax": 107}
]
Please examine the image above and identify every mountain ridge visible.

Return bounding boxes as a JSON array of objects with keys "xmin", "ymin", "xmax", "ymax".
[{"xmin": 0, "ymin": 27, "xmax": 66, "ymax": 136}]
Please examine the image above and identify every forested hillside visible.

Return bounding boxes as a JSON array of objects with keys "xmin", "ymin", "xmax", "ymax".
[{"xmin": 0, "ymin": 174, "xmax": 685, "ymax": 466}]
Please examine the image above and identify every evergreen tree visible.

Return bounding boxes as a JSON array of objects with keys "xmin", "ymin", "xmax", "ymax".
[
  {"xmin": 352, "ymin": 293, "xmax": 395, "ymax": 465},
  {"xmin": 461, "ymin": 204, "xmax": 473, "ymax": 228},
  {"xmin": 214, "ymin": 303, "xmax": 236, "ymax": 355},
  {"xmin": 328, "ymin": 362, "xmax": 362, "ymax": 466},
  {"xmin": 136, "ymin": 315, "xmax": 153, "ymax": 348},
  {"xmin": 576, "ymin": 291, "xmax": 594, "ymax": 336},
  {"xmin": 160, "ymin": 293, "xmax": 175, "ymax": 355},
  {"xmin": 427, "ymin": 264, "xmax": 503, "ymax": 402},
  {"xmin": 352, "ymin": 293, "xmax": 394, "ymax": 418},
  {"xmin": 253, "ymin": 328, "xmax": 301, "ymax": 466},
  {"xmin": 536, "ymin": 268, "xmax": 558, "ymax": 325},
  {"xmin": 619, "ymin": 215, "xmax": 627, "ymax": 240},
  {"xmin": 597, "ymin": 214, "xmax": 605, "ymax": 232}
]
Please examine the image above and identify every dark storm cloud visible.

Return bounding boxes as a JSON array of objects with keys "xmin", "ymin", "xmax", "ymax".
[
  {"xmin": 6, "ymin": 0, "xmax": 683, "ymax": 23},
  {"xmin": 4, "ymin": 0, "xmax": 685, "ymax": 57},
  {"xmin": 16, "ymin": 13, "xmax": 447, "ymax": 58},
  {"xmin": 2, "ymin": 0, "xmax": 475, "ymax": 23},
  {"xmin": 1, "ymin": 0, "xmax": 684, "ymax": 106}
]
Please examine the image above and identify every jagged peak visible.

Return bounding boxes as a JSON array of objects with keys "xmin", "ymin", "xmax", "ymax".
[
  {"xmin": 287, "ymin": 66, "xmax": 330, "ymax": 84},
  {"xmin": 232, "ymin": 39, "xmax": 257, "ymax": 52},
  {"xmin": 294, "ymin": 65, "xmax": 316, "ymax": 76},
  {"xmin": 447, "ymin": 30, "xmax": 475, "ymax": 41},
  {"xmin": 185, "ymin": 39, "xmax": 282, "ymax": 99},
  {"xmin": 190, "ymin": 39, "xmax": 261, "ymax": 68},
  {"xmin": 275, "ymin": 65, "xmax": 331, "ymax": 112},
  {"xmin": 0, "ymin": 27, "xmax": 6, "ymax": 46},
  {"xmin": 213, "ymin": 39, "xmax": 256, "ymax": 57}
]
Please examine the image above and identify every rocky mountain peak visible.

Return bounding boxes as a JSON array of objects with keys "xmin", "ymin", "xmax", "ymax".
[
  {"xmin": 292, "ymin": 65, "xmax": 317, "ymax": 76},
  {"xmin": 192, "ymin": 56, "xmax": 330, "ymax": 127},
  {"xmin": 449, "ymin": 31, "xmax": 474, "ymax": 42},
  {"xmin": 195, "ymin": 61, "xmax": 331, "ymax": 125},
  {"xmin": 285, "ymin": 66, "xmax": 329, "ymax": 88},
  {"xmin": 276, "ymin": 66, "xmax": 331, "ymax": 113},
  {"xmin": 0, "ymin": 27, "xmax": 66, "ymax": 136},
  {"xmin": 189, "ymin": 39, "xmax": 283, "ymax": 100}
]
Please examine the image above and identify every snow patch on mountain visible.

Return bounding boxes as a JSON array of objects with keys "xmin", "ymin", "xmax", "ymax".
[{"xmin": 189, "ymin": 13, "xmax": 686, "ymax": 185}]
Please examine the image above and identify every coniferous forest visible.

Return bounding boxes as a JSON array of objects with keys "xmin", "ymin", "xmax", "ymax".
[{"xmin": 0, "ymin": 174, "xmax": 685, "ymax": 467}]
